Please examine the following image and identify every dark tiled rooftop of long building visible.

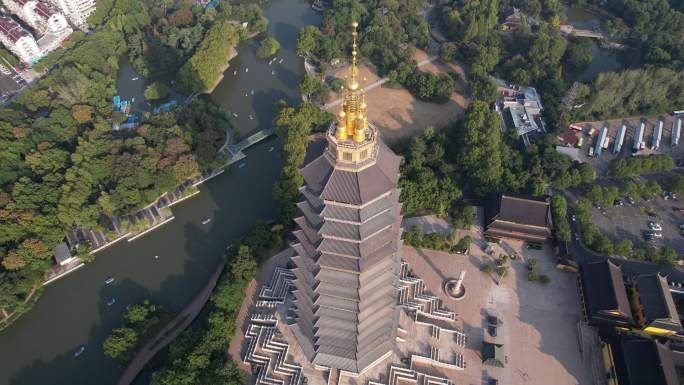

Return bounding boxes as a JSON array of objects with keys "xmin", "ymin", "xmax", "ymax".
[
  {"xmin": 580, "ymin": 261, "xmax": 632, "ymax": 320},
  {"xmin": 636, "ymin": 274, "xmax": 682, "ymax": 330}
]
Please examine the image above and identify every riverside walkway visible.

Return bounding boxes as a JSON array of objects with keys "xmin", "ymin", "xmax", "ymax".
[{"xmin": 116, "ymin": 260, "xmax": 227, "ymax": 385}]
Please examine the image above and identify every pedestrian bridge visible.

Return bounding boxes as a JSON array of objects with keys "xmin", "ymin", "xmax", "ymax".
[
  {"xmin": 229, "ymin": 127, "xmax": 275, "ymax": 153},
  {"xmin": 220, "ymin": 127, "xmax": 276, "ymax": 164},
  {"xmin": 559, "ymin": 25, "xmax": 626, "ymax": 49},
  {"xmin": 560, "ymin": 24, "xmax": 603, "ymax": 39}
]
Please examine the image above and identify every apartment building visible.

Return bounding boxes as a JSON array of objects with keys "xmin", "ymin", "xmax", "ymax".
[
  {"xmin": 48, "ymin": 0, "xmax": 95, "ymax": 27},
  {"xmin": 0, "ymin": 16, "xmax": 41, "ymax": 63},
  {"xmin": 2, "ymin": 0, "xmax": 70, "ymax": 35}
]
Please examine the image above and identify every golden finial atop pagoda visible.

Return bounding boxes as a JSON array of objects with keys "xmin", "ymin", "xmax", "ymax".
[{"xmin": 335, "ymin": 21, "xmax": 369, "ymax": 144}]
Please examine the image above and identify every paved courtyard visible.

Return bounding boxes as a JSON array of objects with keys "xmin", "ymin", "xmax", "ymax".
[{"xmin": 401, "ymin": 241, "xmax": 596, "ymax": 385}]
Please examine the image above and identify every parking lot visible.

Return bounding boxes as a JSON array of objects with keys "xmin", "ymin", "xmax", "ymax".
[
  {"xmin": 566, "ymin": 115, "xmax": 684, "ymax": 175},
  {"xmin": 591, "ymin": 191, "xmax": 684, "ymax": 254},
  {"xmin": 0, "ymin": 62, "xmax": 26, "ymax": 104}
]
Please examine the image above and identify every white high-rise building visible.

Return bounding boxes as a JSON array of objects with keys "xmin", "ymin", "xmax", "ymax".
[
  {"xmin": 0, "ymin": 16, "xmax": 41, "ymax": 63},
  {"xmin": 2, "ymin": 0, "xmax": 71, "ymax": 35},
  {"xmin": 47, "ymin": 0, "xmax": 96, "ymax": 27}
]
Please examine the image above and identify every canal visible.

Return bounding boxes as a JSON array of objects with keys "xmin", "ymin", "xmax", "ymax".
[
  {"xmin": 0, "ymin": 0, "xmax": 320, "ymax": 384},
  {"xmin": 210, "ymin": 0, "xmax": 316, "ymax": 138},
  {"xmin": 563, "ymin": 5, "xmax": 626, "ymax": 82}
]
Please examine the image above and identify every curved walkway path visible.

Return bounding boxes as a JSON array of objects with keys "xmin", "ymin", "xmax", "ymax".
[{"xmin": 116, "ymin": 261, "xmax": 227, "ymax": 385}]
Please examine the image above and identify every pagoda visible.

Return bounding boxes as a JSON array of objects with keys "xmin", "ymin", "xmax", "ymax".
[{"xmin": 290, "ymin": 22, "xmax": 403, "ymax": 375}]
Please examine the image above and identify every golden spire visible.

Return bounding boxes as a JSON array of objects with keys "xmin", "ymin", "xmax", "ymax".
[
  {"xmin": 349, "ymin": 21, "xmax": 359, "ymax": 91},
  {"xmin": 335, "ymin": 21, "xmax": 368, "ymax": 144}
]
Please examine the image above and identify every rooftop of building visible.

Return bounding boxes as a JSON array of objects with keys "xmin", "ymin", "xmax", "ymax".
[
  {"xmin": 579, "ymin": 260, "xmax": 633, "ymax": 321},
  {"xmin": 300, "ymin": 136, "xmax": 401, "ymax": 206},
  {"xmin": 0, "ymin": 15, "xmax": 31, "ymax": 43},
  {"xmin": 52, "ymin": 242, "xmax": 72, "ymax": 264},
  {"xmin": 636, "ymin": 273, "xmax": 682, "ymax": 331},
  {"xmin": 484, "ymin": 194, "xmax": 551, "ymax": 229},
  {"xmin": 33, "ymin": 2, "xmax": 59, "ymax": 20},
  {"xmin": 608, "ymin": 334, "xmax": 680, "ymax": 385},
  {"xmin": 493, "ymin": 77, "xmax": 546, "ymax": 144}
]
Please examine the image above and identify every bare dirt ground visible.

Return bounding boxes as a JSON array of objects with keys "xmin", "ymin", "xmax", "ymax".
[{"xmin": 326, "ymin": 50, "xmax": 468, "ymax": 145}]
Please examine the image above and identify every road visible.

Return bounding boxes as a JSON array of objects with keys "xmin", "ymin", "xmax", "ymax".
[{"xmin": 323, "ymin": 55, "xmax": 438, "ymax": 109}]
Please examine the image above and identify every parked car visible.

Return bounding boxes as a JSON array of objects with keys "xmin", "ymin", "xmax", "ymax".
[
  {"xmin": 626, "ymin": 197, "xmax": 636, "ymax": 205},
  {"xmin": 614, "ymin": 199, "xmax": 624, "ymax": 206},
  {"xmin": 648, "ymin": 221, "xmax": 663, "ymax": 231}
]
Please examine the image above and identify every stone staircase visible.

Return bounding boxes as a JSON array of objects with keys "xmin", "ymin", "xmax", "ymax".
[
  {"xmin": 397, "ymin": 261, "xmax": 455, "ymax": 321},
  {"xmin": 257, "ymin": 267, "xmax": 295, "ymax": 308},
  {"xmin": 368, "ymin": 363, "xmax": 452, "ymax": 385},
  {"xmin": 243, "ymin": 318, "xmax": 303, "ymax": 385}
]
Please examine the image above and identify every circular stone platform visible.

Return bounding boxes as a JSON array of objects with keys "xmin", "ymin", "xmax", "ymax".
[{"xmin": 444, "ymin": 279, "xmax": 466, "ymax": 300}]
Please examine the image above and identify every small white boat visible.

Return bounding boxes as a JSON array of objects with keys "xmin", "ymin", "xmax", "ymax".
[
  {"xmin": 268, "ymin": 146, "xmax": 274, "ymax": 152},
  {"xmin": 104, "ymin": 277, "xmax": 114, "ymax": 285},
  {"xmin": 107, "ymin": 298, "xmax": 117, "ymax": 306},
  {"xmin": 131, "ymin": 77, "xmax": 139, "ymax": 81},
  {"xmin": 245, "ymin": 67, "xmax": 249, "ymax": 73},
  {"xmin": 278, "ymin": 58, "xmax": 283, "ymax": 64},
  {"xmin": 154, "ymin": 255, "xmax": 159, "ymax": 259},
  {"xmin": 201, "ymin": 218, "xmax": 211, "ymax": 225},
  {"xmin": 249, "ymin": 114, "xmax": 254, "ymax": 120},
  {"xmin": 239, "ymin": 163, "xmax": 246, "ymax": 168},
  {"xmin": 74, "ymin": 345, "xmax": 86, "ymax": 357},
  {"xmin": 271, "ymin": 70, "xmax": 275, "ymax": 75},
  {"xmin": 250, "ymin": 89, "xmax": 254, "ymax": 95},
  {"xmin": 232, "ymin": 112, "xmax": 238, "ymax": 117},
  {"xmin": 245, "ymin": 93, "xmax": 248, "ymax": 97},
  {"xmin": 233, "ymin": 70, "xmax": 237, "ymax": 75}
]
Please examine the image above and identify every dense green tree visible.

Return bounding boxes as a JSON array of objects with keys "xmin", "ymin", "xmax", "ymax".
[
  {"xmin": 454, "ymin": 101, "xmax": 503, "ymax": 195},
  {"xmin": 273, "ymin": 103, "xmax": 333, "ymax": 222},
  {"xmin": 256, "ymin": 37, "xmax": 280, "ymax": 59},
  {"xmin": 614, "ymin": 239, "xmax": 633, "ymax": 257},
  {"xmin": 144, "ymin": 82, "xmax": 170, "ymax": 100},
  {"xmin": 440, "ymin": 0, "xmax": 498, "ymax": 42},
  {"xmin": 577, "ymin": 68, "xmax": 684, "ymax": 120},
  {"xmin": 562, "ymin": 36, "xmax": 593, "ymax": 77},
  {"xmin": 668, "ymin": 174, "xmax": 684, "ymax": 195},
  {"xmin": 297, "ymin": 26, "xmax": 321, "ymax": 57},
  {"xmin": 178, "ymin": 21, "xmax": 239, "ymax": 92},
  {"xmin": 608, "ymin": 154, "xmax": 673, "ymax": 178},
  {"xmin": 103, "ymin": 327, "xmax": 138, "ymax": 361},
  {"xmin": 551, "ymin": 195, "xmax": 571, "ymax": 242}
]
